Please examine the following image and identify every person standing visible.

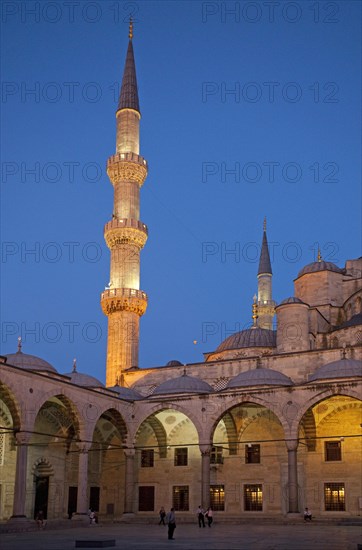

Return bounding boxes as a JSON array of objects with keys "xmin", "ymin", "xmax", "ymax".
[
  {"xmin": 304, "ymin": 507, "xmax": 312, "ymax": 521},
  {"xmin": 205, "ymin": 507, "xmax": 213, "ymax": 527},
  {"xmin": 196, "ymin": 505, "xmax": 205, "ymax": 528},
  {"xmin": 159, "ymin": 506, "xmax": 166, "ymax": 525},
  {"xmin": 166, "ymin": 507, "xmax": 176, "ymax": 540}
]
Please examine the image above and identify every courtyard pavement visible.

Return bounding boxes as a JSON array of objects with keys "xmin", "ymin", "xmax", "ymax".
[{"xmin": 1, "ymin": 522, "xmax": 361, "ymax": 550}]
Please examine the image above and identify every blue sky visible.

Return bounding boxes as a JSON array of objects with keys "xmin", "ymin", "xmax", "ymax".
[{"xmin": 1, "ymin": 0, "xmax": 361, "ymax": 382}]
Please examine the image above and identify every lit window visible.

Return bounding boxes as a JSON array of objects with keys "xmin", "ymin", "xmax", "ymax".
[
  {"xmin": 174, "ymin": 447, "xmax": 188, "ymax": 466},
  {"xmin": 210, "ymin": 485, "xmax": 224, "ymax": 511},
  {"xmin": 141, "ymin": 449, "xmax": 154, "ymax": 468},
  {"xmin": 173, "ymin": 486, "xmax": 189, "ymax": 511},
  {"xmin": 325, "ymin": 441, "xmax": 342, "ymax": 461},
  {"xmin": 244, "ymin": 484, "xmax": 263, "ymax": 511},
  {"xmin": 324, "ymin": 483, "xmax": 345, "ymax": 511},
  {"xmin": 245, "ymin": 444, "xmax": 260, "ymax": 464}
]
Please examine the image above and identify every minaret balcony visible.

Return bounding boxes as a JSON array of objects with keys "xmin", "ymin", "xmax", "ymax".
[
  {"xmin": 107, "ymin": 152, "xmax": 148, "ymax": 186},
  {"xmin": 101, "ymin": 287, "xmax": 148, "ymax": 316},
  {"xmin": 104, "ymin": 218, "xmax": 148, "ymax": 249}
]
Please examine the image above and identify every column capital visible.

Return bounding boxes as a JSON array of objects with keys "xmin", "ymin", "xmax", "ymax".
[
  {"xmin": 199, "ymin": 444, "xmax": 211, "ymax": 456},
  {"xmin": 285, "ymin": 439, "xmax": 299, "ymax": 452},
  {"xmin": 124, "ymin": 447, "xmax": 136, "ymax": 458},
  {"xmin": 77, "ymin": 443, "xmax": 92, "ymax": 454},
  {"xmin": 14, "ymin": 431, "xmax": 31, "ymax": 446}
]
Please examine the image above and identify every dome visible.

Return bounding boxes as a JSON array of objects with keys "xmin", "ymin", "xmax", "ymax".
[
  {"xmin": 166, "ymin": 360, "xmax": 183, "ymax": 367},
  {"xmin": 308, "ymin": 359, "xmax": 362, "ymax": 382},
  {"xmin": 64, "ymin": 370, "xmax": 104, "ymax": 388},
  {"xmin": 153, "ymin": 373, "xmax": 213, "ymax": 395},
  {"xmin": 226, "ymin": 367, "xmax": 293, "ymax": 388},
  {"xmin": 297, "ymin": 260, "xmax": 344, "ymax": 278},
  {"xmin": 5, "ymin": 350, "xmax": 57, "ymax": 374},
  {"xmin": 278, "ymin": 297, "xmax": 306, "ymax": 306},
  {"xmin": 108, "ymin": 385, "xmax": 142, "ymax": 400},
  {"xmin": 216, "ymin": 328, "xmax": 276, "ymax": 353}
]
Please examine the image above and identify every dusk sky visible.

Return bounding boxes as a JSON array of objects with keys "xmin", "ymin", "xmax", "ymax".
[{"xmin": 1, "ymin": 0, "xmax": 361, "ymax": 383}]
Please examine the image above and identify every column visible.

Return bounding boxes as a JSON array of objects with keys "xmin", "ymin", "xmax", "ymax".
[
  {"xmin": 73, "ymin": 444, "xmax": 90, "ymax": 520},
  {"xmin": 286, "ymin": 439, "xmax": 299, "ymax": 513},
  {"xmin": 10, "ymin": 432, "xmax": 30, "ymax": 520},
  {"xmin": 124, "ymin": 448, "xmax": 136, "ymax": 514},
  {"xmin": 200, "ymin": 445, "xmax": 211, "ymax": 510}
]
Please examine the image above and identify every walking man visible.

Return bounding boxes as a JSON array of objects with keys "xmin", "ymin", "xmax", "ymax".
[
  {"xmin": 166, "ymin": 507, "xmax": 176, "ymax": 540},
  {"xmin": 196, "ymin": 505, "xmax": 205, "ymax": 528}
]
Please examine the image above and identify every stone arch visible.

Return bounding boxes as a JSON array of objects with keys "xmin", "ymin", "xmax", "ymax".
[
  {"xmin": 0, "ymin": 379, "xmax": 22, "ymax": 432},
  {"xmin": 222, "ymin": 412, "xmax": 238, "ymax": 455},
  {"xmin": 291, "ymin": 387, "xmax": 362, "ymax": 437},
  {"xmin": 207, "ymin": 393, "xmax": 288, "ymax": 443},
  {"xmin": 33, "ymin": 391, "xmax": 83, "ymax": 440},
  {"xmin": 317, "ymin": 401, "xmax": 362, "ymax": 430},
  {"xmin": 138, "ymin": 415, "xmax": 168, "ymax": 458},
  {"xmin": 31, "ymin": 456, "xmax": 54, "ymax": 477},
  {"xmin": 93, "ymin": 407, "xmax": 128, "ymax": 448},
  {"xmin": 133, "ymin": 402, "xmax": 205, "ymax": 445},
  {"xmin": 300, "ymin": 409, "xmax": 317, "ymax": 451}
]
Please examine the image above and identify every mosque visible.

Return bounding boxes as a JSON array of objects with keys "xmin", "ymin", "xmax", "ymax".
[{"xmin": 0, "ymin": 23, "xmax": 361, "ymax": 525}]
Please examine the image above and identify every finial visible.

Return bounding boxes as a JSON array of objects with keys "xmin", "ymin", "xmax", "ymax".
[
  {"xmin": 17, "ymin": 336, "xmax": 22, "ymax": 353},
  {"xmin": 72, "ymin": 358, "xmax": 77, "ymax": 372},
  {"xmin": 115, "ymin": 375, "xmax": 120, "ymax": 386},
  {"xmin": 263, "ymin": 217, "xmax": 267, "ymax": 232},
  {"xmin": 317, "ymin": 248, "xmax": 322, "ymax": 262},
  {"xmin": 129, "ymin": 16, "xmax": 133, "ymax": 40},
  {"xmin": 341, "ymin": 343, "xmax": 347, "ymax": 359},
  {"xmin": 252, "ymin": 296, "xmax": 258, "ymax": 327},
  {"xmin": 183, "ymin": 367, "xmax": 187, "ymax": 376}
]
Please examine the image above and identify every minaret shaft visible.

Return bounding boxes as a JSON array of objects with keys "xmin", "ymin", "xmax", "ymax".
[
  {"xmin": 256, "ymin": 220, "xmax": 275, "ymax": 330},
  {"xmin": 101, "ymin": 33, "xmax": 148, "ymax": 388}
]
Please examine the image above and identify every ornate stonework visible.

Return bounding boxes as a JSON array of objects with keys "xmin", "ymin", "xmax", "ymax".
[
  {"xmin": 104, "ymin": 219, "xmax": 148, "ymax": 249},
  {"xmin": 101, "ymin": 288, "xmax": 148, "ymax": 316},
  {"xmin": 107, "ymin": 154, "xmax": 147, "ymax": 186}
]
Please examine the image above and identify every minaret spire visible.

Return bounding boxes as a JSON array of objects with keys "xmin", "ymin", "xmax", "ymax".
[
  {"xmin": 255, "ymin": 219, "xmax": 276, "ymax": 330},
  {"xmin": 101, "ymin": 26, "xmax": 148, "ymax": 387}
]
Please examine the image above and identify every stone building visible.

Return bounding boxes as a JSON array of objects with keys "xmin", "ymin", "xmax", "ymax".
[{"xmin": 0, "ymin": 24, "xmax": 361, "ymax": 524}]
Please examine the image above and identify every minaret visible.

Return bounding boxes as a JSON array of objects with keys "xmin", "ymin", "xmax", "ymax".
[
  {"xmin": 256, "ymin": 218, "xmax": 276, "ymax": 330},
  {"xmin": 101, "ymin": 19, "xmax": 148, "ymax": 387}
]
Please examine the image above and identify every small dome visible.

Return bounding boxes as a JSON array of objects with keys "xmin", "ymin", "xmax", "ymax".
[
  {"xmin": 297, "ymin": 260, "xmax": 344, "ymax": 278},
  {"xmin": 166, "ymin": 360, "xmax": 183, "ymax": 367},
  {"xmin": 5, "ymin": 350, "xmax": 57, "ymax": 374},
  {"xmin": 309, "ymin": 359, "xmax": 362, "ymax": 382},
  {"xmin": 226, "ymin": 367, "xmax": 293, "ymax": 388},
  {"xmin": 278, "ymin": 297, "xmax": 306, "ymax": 306},
  {"xmin": 108, "ymin": 385, "xmax": 142, "ymax": 401},
  {"xmin": 153, "ymin": 373, "xmax": 213, "ymax": 395},
  {"xmin": 64, "ymin": 370, "xmax": 104, "ymax": 388},
  {"xmin": 216, "ymin": 328, "xmax": 276, "ymax": 353}
]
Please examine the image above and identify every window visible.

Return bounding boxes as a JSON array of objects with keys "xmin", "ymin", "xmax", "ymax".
[
  {"xmin": 245, "ymin": 444, "xmax": 260, "ymax": 464},
  {"xmin": 324, "ymin": 483, "xmax": 345, "ymax": 511},
  {"xmin": 244, "ymin": 484, "xmax": 263, "ymax": 511},
  {"xmin": 89, "ymin": 487, "xmax": 100, "ymax": 512},
  {"xmin": 325, "ymin": 441, "xmax": 342, "ymax": 461},
  {"xmin": 139, "ymin": 486, "xmax": 155, "ymax": 511},
  {"xmin": 173, "ymin": 486, "xmax": 189, "ymax": 511},
  {"xmin": 141, "ymin": 449, "xmax": 154, "ymax": 468},
  {"xmin": 174, "ymin": 447, "xmax": 188, "ymax": 466},
  {"xmin": 210, "ymin": 446, "xmax": 223, "ymax": 464},
  {"xmin": 210, "ymin": 485, "xmax": 225, "ymax": 511}
]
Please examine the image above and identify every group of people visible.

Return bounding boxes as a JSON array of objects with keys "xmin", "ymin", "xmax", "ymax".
[
  {"xmin": 196, "ymin": 505, "xmax": 213, "ymax": 527},
  {"xmin": 159, "ymin": 505, "xmax": 214, "ymax": 540}
]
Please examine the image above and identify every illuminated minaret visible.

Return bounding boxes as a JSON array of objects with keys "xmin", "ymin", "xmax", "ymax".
[
  {"xmin": 101, "ymin": 19, "xmax": 148, "ymax": 387},
  {"xmin": 256, "ymin": 218, "xmax": 276, "ymax": 330}
]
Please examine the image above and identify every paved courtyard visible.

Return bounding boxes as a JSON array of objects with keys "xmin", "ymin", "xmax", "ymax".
[{"xmin": 1, "ymin": 522, "xmax": 361, "ymax": 550}]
